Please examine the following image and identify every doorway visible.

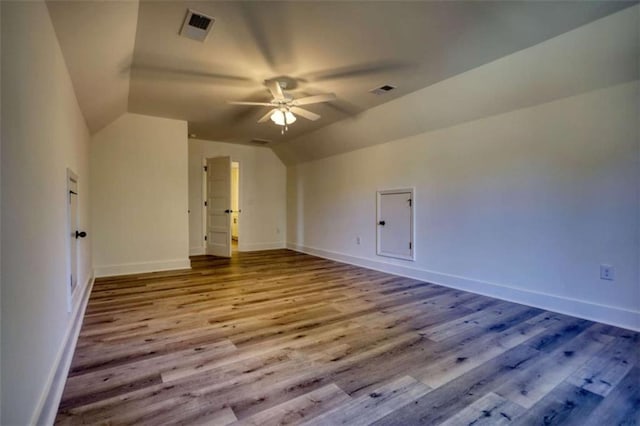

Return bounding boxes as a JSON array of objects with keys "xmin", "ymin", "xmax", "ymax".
[
  {"xmin": 231, "ymin": 162, "xmax": 240, "ymax": 253},
  {"xmin": 203, "ymin": 157, "xmax": 240, "ymax": 258}
]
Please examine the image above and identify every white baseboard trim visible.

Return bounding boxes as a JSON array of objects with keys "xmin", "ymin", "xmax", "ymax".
[
  {"xmin": 32, "ymin": 273, "xmax": 95, "ymax": 426},
  {"xmin": 190, "ymin": 246, "xmax": 205, "ymax": 256},
  {"xmin": 94, "ymin": 258, "xmax": 192, "ymax": 277},
  {"xmin": 287, "ymin": 243, "xmax": 640, "ymax": 332},
  {"xmin": 239, "ymin": 242, "xmax": 286, "ymax": 252}
]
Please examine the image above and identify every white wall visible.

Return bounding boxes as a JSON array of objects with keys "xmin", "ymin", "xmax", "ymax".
[
  {"xmin": 288, "ymin": 82, "xmax": 639, "ymax": 331},
  {"xmin": 1, "ymin": 1, "xmax": 92, "ymax": 424},
  {"xmin": 91, "ymin": 113, "xmax": 190, "ymax": 276},
  {"xmin": 287, "ymin": 7, "xmax": 639, "ymax": 331},
  {"xmin": 189, "ymin": 139, "xmax": 287, "ymax": 253}
]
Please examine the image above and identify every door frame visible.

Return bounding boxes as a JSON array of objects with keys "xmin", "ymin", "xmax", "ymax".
[
  {"xmin": 200, "ymin": 155, "xmax": 243, "ymax": 255},
  {"xmin": 230, "ymin": 161, "xmax": 240, "ymax": 241},
  {"xmin": 376, "ymin": 187, "xmax": 415, "ymax": 261},
  {"xmin": 66, "ymin": 168, "xmax": 79, "ymax": 312},
  {"xmin": 202, "ymin": 157, "xmax": 242, "ymax": 254},
  {"xmin": 201, "ymin": 158, "xmax": 207, "ymax": 250}
]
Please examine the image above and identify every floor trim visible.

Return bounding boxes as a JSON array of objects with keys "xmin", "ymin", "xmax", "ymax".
[
  {"xmin": 94, "ymin": 258, "xmax": 192, "ymax": 277},
  {"xmin": 288, "ymin": 243, "xmax": 640, "ymax": 332},
  {"xmin": 32, "ymin": 273, "xmax": 95, "ymax": 426},
  {"xmin": 239, "ymin": 242, "xmax": 286, "ymax": 252},
  {"xmin": 190, "ymin": 246, "xmax": 206, "ymax": 256}
]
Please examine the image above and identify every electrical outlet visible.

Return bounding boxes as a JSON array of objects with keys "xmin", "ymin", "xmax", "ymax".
[
  {"xmin": 356, "ymin": 236, "xmax": 361, "ymax": 245},
  {"xmin": 600, "ymin": 264, "xmax": 615, "ymax": 281}
]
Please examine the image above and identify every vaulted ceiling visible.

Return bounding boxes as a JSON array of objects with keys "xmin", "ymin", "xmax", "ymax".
[{"xmin": 47, "ymin": 1, "xmax": 635, "ymax": 148}]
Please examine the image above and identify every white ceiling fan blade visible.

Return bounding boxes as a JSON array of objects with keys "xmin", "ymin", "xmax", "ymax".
[
  {"xmin": 266, "ymin": 80, "xmax": 285, "ymax": 100},
  {"xmin": 228, "ymin": 101, "xmax": 273, "ymax": 106},
  {"xmin": 258, "ymin": 109, "xmax": 276, "ymax": 123},
  {"xmin": 293, "ymin": 93, "xmax": 336, "ymax": 106},
  {"xmin": 291, "ymin": 106, "xmax": 320, "ymax": 121}
]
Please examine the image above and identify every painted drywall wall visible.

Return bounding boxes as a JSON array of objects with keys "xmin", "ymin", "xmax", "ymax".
[
  {"xmin": 189, "ymin": 139, "xmax": 286, "ymax": 253},
  {"xmin": 1, "ymin": 1, "xmax": 92, "ymax": 423},
  {"xmin": 288, "ymin": 81, "xmax": 639, "ymax": 330},
  {"xmin": 91, "ymin": 113, "xmax": 190, "ymax": 276},
  {"xmin": 286, "ymin": 7, "xmax": 639, "ymax": 330}
]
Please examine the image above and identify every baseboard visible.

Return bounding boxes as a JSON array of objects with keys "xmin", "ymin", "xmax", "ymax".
[
  {"xmin": 190, "ymin": 246, "xmax": 205, "ymax": 256},
  {"xmin": 287, "ymin": 243, "xmax": 640, "ymax": 332},
  {"xmin": 239, "ymin": 242, "xmax": 286, "ymax": 252},
  {"xmin": 94, "ymin": 258, "xmax": 192, "ymax": 277},
  {"xmin": 32, "ymin": 273, "xmax": 95, "ymax": 426},
  {"xmin": 190, "ymin": 243, "xmax": 285, "ymax": 255}
]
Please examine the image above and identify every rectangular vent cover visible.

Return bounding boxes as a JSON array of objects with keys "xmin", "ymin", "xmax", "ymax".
[
  {"xmin": 189, "ymin": 14, "xmax": 211, "ymax": 30},
  {"xmin": 180, "ymin": 9, "xmax": 215, "ymax": 42},
  {"xmin": 370, "ymin": 84, "xmax": 396, "ymax": 95}
]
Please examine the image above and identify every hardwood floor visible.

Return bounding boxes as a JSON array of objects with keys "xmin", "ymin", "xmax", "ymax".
[{"xmin": 56, "ymin": 250, "xmax": 639, "ymax": 425}]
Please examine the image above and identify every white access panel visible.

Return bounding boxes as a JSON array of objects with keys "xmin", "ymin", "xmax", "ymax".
[{"xmin": 376, "ymin": 189, "xmax": 414, "ymax": 261}]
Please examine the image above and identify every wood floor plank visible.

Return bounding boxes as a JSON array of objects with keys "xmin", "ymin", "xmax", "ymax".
[
  {"xmin": 582, "ymin": 366, "xmax": 640, "ymax": 426},
  {"xmin": 439, "ymin": 392, "xmax": 525, "ymax": 426},
  {"xmin": 494, "ymin": 325, "xmax": 614, "ymax": 408},
  {"xmin": 416, "ymin": 316, "xmax": 549, "ymax": 388},
  {"xmin": 420, "ymin": 301, "xmax": 535, "ymax": 342},
  {"xmin": 302, "ymin": 376, "xmax": 432, "ymax": 426},
  {"xmin": 565, "ymin": 333, "xmax": 638, "ymax": 396},
  {"xmin": 372, "ymin": 343, "xmax": 544, "ymax": 426},
  {"xmin": 61, "ymin": 339, "xmax": 237, "ymax": 409},
  {"xmin": 230, "ymin": 383, "xmax": 351, "ymax": 426},
  {"xmin": 511, "ymin": 382, "xmax": 602, "ymax": 426},
  {"xmin": 55, "ymin": 250, "xmax": 640, "ymax": 425}
]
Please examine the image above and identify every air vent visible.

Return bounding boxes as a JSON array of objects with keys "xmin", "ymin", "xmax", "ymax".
[
  {"xmin": 369, "ymin": 84, "xmax": 396, "ymax": 95},
  {"xmin": 180, "ymin": 9, "xmax": 215, "ymax": 42},
  {"xmin": 250, "ymin": 138, "xmax": 271, "ymax": 145},
  {"xmin": 188, "ymin": 14, "xmax": 210, "ymax": 30}
]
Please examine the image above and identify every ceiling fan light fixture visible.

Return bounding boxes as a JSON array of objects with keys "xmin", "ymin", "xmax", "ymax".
[{"xmin": 270, "ymin": 110, "xmax": 296, "ymax": 126}]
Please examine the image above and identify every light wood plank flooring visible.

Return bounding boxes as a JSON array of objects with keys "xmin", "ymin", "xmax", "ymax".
[{"xmin": 56, "ymin": 250, "xmax": 639, "ymax": 425}]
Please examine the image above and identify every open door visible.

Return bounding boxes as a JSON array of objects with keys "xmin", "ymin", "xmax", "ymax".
[{"xmin": 206, "ymin": 156, "xmax": 232, "ymax": 257}]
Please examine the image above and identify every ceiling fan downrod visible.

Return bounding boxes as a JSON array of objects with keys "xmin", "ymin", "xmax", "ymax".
[{"xmin": 284, "ymin": 110, "xmax": 288, "ymax": 134}]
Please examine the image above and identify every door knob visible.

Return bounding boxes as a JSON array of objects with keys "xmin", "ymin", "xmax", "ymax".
[
  {"xmin": 75, "ymin": 231, "xmax": 87, "ymax": 239},
  {"xmin": 225, "ymin": 209, "xmax": 233, "ymax": 213},
  {"xmin": 378, "ymin": 220, "xmax": 386, "ymax": 226}
]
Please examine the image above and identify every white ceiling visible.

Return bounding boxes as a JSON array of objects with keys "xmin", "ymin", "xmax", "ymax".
[
  {"xmin": 47, "ymin": 1, "xmax": 635, "ymax": 144},
  {"xmin": 273, "ymin": 5, "xmax": 640, "ymax": 164},
  {"xmin": 47, "ymin": 0, "xmax": 139, "ymax": 133}
]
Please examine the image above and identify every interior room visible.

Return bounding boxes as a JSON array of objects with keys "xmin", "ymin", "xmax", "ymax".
[{"xmin": 1, "ymin": 1, "xmax": 638, "ymax": 424}]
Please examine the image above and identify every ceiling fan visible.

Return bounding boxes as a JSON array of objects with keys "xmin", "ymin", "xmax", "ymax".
[{"xmin": 228, "ymin": 80, "xmax": 336, "ymax": 134}]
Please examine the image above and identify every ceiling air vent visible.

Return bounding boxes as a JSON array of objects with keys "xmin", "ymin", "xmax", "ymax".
[
  {"xmin": 369, "ymin": 84, "xmax": 396, "ymax": 95},
  {"xmin": 250, "ymin": 138, "xmax": 271, "ymax": 145},
  {"xmin": 180, "ymin": 9, "xmax": 215, "ymax": 42}
]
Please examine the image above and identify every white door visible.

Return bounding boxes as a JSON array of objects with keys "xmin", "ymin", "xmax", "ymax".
[
  {"xmin": 231, "ymin": 163, "xmax": 239, "ymax": 240},
  {"xmin": 206, "ymin": 156, "xmax": 232, "ymax": 257},
  {"xmin": 67, "ymin": 170, "xmax": 79, "ymax": 295},
  {"xmin": 377, "ymin": 189, "xmax": 414, "ymax": 260}
]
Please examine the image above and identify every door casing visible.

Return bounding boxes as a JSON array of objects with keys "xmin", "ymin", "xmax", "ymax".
[
  {"xmin": 205, "ymin": 156, "xmax": 232, "ymax": 257},
  {"xmin": 66, "ymin": 168, "xmax": 79, "ymax": 312},
  {"xmin": 376, "ymin": 188, "xmax": 415, "ymax": 261}
]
